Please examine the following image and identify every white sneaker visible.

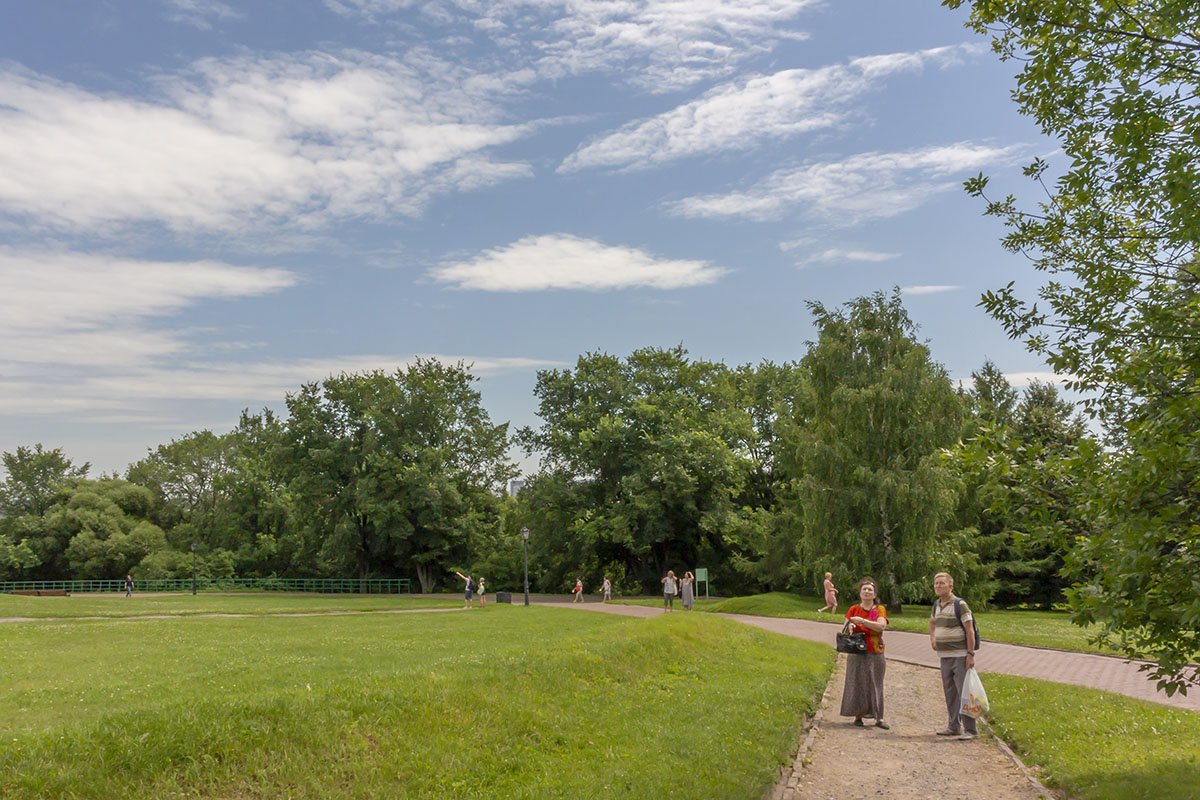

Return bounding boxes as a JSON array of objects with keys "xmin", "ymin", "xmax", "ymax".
[{"xmin": 957, "ymin": 732, "xmax": 978, "ymax": 741}]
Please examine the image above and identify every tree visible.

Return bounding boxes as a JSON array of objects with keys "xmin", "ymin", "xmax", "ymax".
[
  {"xmin": 781, "ymin": 291, "xmax": 967, "ymax": 608},
  {"xmin": 519, "ymin": 347, "xmax": 768, "ymax": 593},
  {"xmin": 127, "ymin": 430, "xmax": 234, "ymax": 548},
  {"xmin": 946, "ymin": 0, "xmax": 1200, "ymax": 692},
  {"xmin": 282, "ymin": 361, "xmax": 513, "ymax": 591},
  {"xmin": 951, "ymin": 377, "xmax": 1099, "ymax": 608},
  {"xmin": 0, "ymin": 445, "xmax": 89, "ymax": 518}
]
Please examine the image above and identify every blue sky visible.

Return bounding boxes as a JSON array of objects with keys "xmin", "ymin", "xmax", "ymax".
[{"xmin": 0, "ymin": 0, "xmax": 1059, "ymax": 476}]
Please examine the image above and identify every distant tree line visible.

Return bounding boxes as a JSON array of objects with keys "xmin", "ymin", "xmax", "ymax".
[{"xmin": 1, "ymin": 292, "xmax": 1096, "ymax": 614}]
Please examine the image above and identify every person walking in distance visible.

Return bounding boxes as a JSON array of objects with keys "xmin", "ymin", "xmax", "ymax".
[
  {"xmin": 124, "ymin": 574, "xmax": 134, "ymax": 598},
  {"xmin": 600, "ymin": 576, "xmax": 612, "ymax": 603},
  {"xmin": 476, "ymin": 576, "xmax": 486, "ymax": 607},
  {"xmin": 929, "ymin": 572, "xmax": 979, "ymax": 740},
  {"xmin": 572, "ymin": 577, "xmax": 584, "ymax": 602},
  {"xmin": 818, "ymin": 571, "xmax": 838, "ymax": 613}
]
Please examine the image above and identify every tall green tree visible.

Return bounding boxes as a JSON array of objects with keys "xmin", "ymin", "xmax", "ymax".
[
  {"xmin": 0, "ymin": 445, "xmax": 89, "ymax": 578},
  {"xmin": 782, "ymin": 291, "xmax": 967, "ymax": 608},
  {"xmin": 0, "ymin": 445, "xmax": 89, "ymax": 518},
  {"xmin": 952, "ymin": 377, "xmax": 1099, "ymax": 608},
  {"xmin": 282, "ymin": 361, "xmax": 513, "ymax": 591},
  {"xmin": 519, "ymin": 347, "xmax": 768, "ymax": 593},
  {"xmin": 947, "ymin": 0, "xmax": 1200, "ymax": 692},
  {"xmin": 127, "ymin": 430, "xmax": 234, "ymax": 548}
]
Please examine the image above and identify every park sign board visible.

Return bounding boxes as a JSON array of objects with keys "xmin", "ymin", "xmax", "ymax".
[{"xmin": 694, "ymin": 568, "xmax": 708, "ymax": 582}]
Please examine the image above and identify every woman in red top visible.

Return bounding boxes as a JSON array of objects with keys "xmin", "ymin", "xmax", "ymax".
[{"xmin": 839, "ymin": 576, "xmax": 890, "ymax": 729}]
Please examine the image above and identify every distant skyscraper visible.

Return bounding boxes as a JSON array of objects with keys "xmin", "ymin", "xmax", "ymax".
[{"xmin": 506, "ymin": 478, "xmax": 526, "ymax": 497}]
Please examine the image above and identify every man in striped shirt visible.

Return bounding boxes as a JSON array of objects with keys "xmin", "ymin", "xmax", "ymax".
[{"xmin": 929, "ymin": 572, "xmax": 978, "ymax": 740}]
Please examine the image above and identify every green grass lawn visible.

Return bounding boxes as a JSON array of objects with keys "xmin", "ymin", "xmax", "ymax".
[
  {"xmin": 615, "ymin": 592, "xmax": 1122, "ymax": 655},
  {"xmin": 0, "ymin": 604, "xmax": 834, "ymax": 799},
  {"xmin": 984, "ymin": 674, "xmax": 1200, "ymax": 800},
  {"xmin": 0, "ymin": 592, "xmax": 461, "ymax": 618}
]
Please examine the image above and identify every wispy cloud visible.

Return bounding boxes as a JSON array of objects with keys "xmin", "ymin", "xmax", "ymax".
[
  {"xmin": 326, "ymin": 0, "xmax": 819, "ymax": 92},
  {"xmin": 0, "ymin": 248, "xmax": 297, "ymax": 369},
  {"xmin": 0, "ymin": 247, "xmax": 560, "ymax": 417},
  {"xmin": 0, "ymin": 55, "xmax": 535, "ymax": 237},
  {"xmin": 430, "ymin": 234, "xmax": 727, "ymax": 291},
  {"xmin": 900, "ymin": 284, "xmax": 960, "ymax": 296},
  {"xmin": 0, "ymin": 355, "xmax": 562, "ymax": 417},
  {"xmin": 561, "ymin": 45, "xmax": 981, "ymax": 172},
  {"xmin": 163, "ymin": 0, "xmax": 242, "ymax": 29},
  {"xmin": 792, "ymin": 247, "xmax": 901, "ymax": 266},
  {"xmin": 668, "ymin": 142, "xmax": 1023, "ymax": 222}
]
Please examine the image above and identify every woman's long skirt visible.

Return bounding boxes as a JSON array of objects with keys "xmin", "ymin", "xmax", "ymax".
[{"xmin": 839, "ymin": 652, "xmax": 886, "ymax": 720}]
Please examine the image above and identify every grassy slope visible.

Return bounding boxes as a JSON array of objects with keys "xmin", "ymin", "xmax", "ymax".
[
  {"xmin": 0, "ymin": 593, "xmax": 460, "ymax": 618},
  {"xmin": 614, "ymin": 592, "xmax": 1119, "ymax": 655},
  {"xmin": 985, "ymin": 674, "xmax": 1200, "ymax": 800},
  {"xmin": 0, "ymin": 606, "xmax": 834, "ymax": 799}
]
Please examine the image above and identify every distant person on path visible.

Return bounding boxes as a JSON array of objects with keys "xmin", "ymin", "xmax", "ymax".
[
  {"xmin": 929, "ymin": 572, "xmax": 978, "ymax": 740},
  {"xmin": 661, "ymin": 570, "xmax": 678, "ymax": 612},
  {"xmin": 572, "ymin": 577, "xmax": 584, "ymax": 603},
  {"xmin": 600, "ymin": 576, "xmax": 612, "ymax": 603},
  {"xmin": 476, "ymin": 576, "xmax": 486, "ymax": 607},
  {"xmin": 124, "ymin": 574, "xmax": 134, "ymax": 597},
  {"xmin": 681, "ymin": 571, "xmax": 695, "ymax": 610},
  {"xmin": 454, "ymin": 571, "xmax": 475, "ymax": 609},
  {"xmin": 818, "ymin": 572, "xmax": 838, "ymax": 613},
  {"xmin": 840, "ymin": 576, "xmax": 890, "ymax": 730}
]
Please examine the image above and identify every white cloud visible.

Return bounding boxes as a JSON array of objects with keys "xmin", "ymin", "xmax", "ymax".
[
  {"xmin": 562, "ymin": 45, "xmax": 979, "ymax": 172},
  {"xmin": 326, "ymin": 0, "xmax": 818, "ymax": 92},
  {"xmin": 900, "ymin": 284, "xmax": 960, "ymax": 296},
  {"xmin": 0, "ymin": 55, "xmax": 535, "ymax": 236},
  {"xmin": 669, "ymin": 142, "xmax": 1023, "ymax": 222},
  {"xmin": 794, "ymin": 247, "xmax": 901, "ymax": 266},
  {"xmin": 429, "ymin": 234, "xmax": 727, "ymax": 291},
  {"xmin": 0, "ymin": 248, "xmax": 297, "ymax": 368},
  {"xmin": 0, "ymin": 355, "xmax": 562, "ymax": 416},
  {"xmin": 163, "ymin": 0, "xmax": 242, "ymax": 29}
]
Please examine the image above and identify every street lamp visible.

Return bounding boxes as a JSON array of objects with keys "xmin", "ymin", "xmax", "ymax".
[
  {"xmin": 190, "ymin": 541, "xmax": 197, "ymax": 596},
  {"xmin": 520, "ymin": 527, "xmax": 530, "ymax": 606}
]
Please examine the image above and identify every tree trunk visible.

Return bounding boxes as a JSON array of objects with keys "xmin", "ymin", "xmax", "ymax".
[{"xmin": 415, "ymin": 562, "xmax": 433, "ymax": 594}]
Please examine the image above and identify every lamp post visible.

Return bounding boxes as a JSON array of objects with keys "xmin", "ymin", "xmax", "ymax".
[
  {"xmin": 520, "ymin": 526, "xmax": 530, "ymax": 606},
  {"xmin": 190, "ymin": 541, "xmax": 197, "ymax": 596}
]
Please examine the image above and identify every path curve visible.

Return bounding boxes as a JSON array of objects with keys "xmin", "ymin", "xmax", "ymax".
[{"xmin": 544, "ymin": 601, "xmax": 1200, "ymax": 711}]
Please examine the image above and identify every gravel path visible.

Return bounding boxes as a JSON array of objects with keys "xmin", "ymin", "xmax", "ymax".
[{"xmin": 772, "ymin": 656, "xmax": 1048, "ymax": 800}]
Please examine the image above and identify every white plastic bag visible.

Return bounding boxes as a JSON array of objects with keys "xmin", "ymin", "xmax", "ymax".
[{"xmin": 960, "ymin": 667, "xmax": 990, "ymax": 719}]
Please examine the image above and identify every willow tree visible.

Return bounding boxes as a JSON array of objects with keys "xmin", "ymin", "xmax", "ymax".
[{"xmin": 783, "ymin": 291, "xmax": 965, "ymax": 608}]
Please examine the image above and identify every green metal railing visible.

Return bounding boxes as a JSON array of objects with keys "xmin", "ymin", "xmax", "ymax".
[{"xmin": 0, "ymin": 577, "xmax": 413, "ymax": 594}]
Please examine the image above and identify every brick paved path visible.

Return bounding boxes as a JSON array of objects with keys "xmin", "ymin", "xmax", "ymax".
[{"xmin": 547, "ymin": 601, "xmax": 1200, "ymax": 711}]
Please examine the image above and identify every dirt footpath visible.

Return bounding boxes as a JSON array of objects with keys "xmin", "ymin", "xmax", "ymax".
[{"xmin": 774, "ymin": 656, "xmax": 1049, "ymax": 800}]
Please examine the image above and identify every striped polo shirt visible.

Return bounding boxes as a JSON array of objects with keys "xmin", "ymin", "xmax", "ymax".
[{"xmin": 931, "ymin": 595, "xmax": 974, "ymax": 658}]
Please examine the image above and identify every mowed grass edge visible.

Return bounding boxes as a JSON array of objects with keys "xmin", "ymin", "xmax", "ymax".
[
  {"xmin": 983, "ymin": 674, "xmax": 1200, "ymax": 800},
  {"xmin": 0, "ymin": 606, "xmax": 834, "ymax": 800}
]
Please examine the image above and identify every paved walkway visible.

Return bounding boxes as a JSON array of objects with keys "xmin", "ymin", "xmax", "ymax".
[{"xmin": 545, "ymin": 601, "xmax": 1200, "ymax": 711}]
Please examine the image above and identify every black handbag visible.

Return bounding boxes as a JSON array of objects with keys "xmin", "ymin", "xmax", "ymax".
[{"xmin": 836, "ymin": 621, "xmax": 867, "ymax": 654}]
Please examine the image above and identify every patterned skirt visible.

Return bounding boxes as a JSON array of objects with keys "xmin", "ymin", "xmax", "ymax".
[{"xmin": 839, "ymin": 652, "xmax": 886, "ymax": 720}]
